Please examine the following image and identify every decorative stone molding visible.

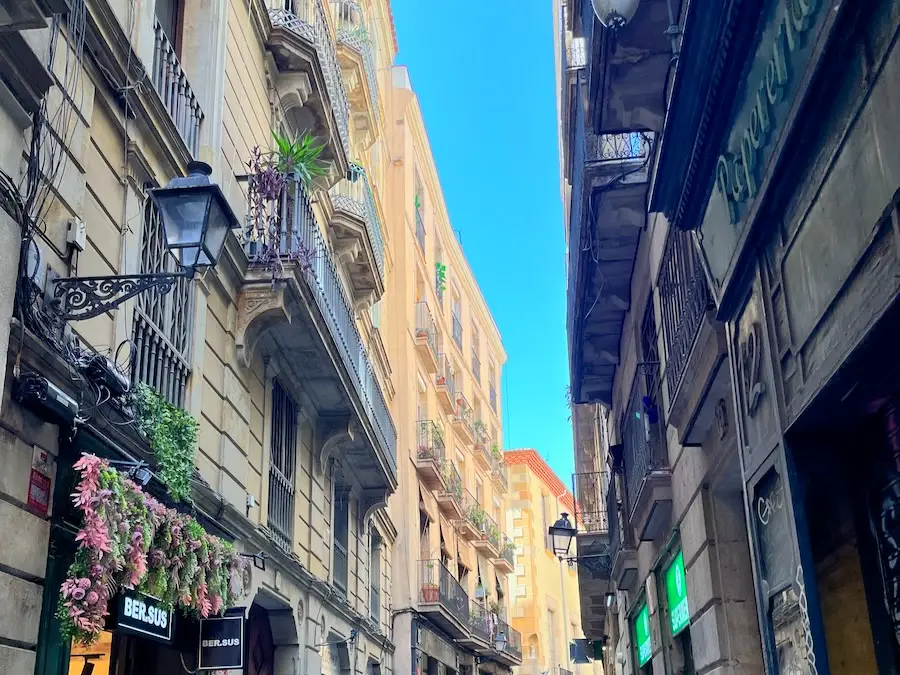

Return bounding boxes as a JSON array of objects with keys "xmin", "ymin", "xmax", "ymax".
[
  {"xmin": 235, "ymin": 282, "xmax": 292, "ymax": 367},
  {"xmin": 739, "ymin": 321, "xmax": 765, "ymax": 417},
  {"xmin": 318, "ymin": 414, "xmax": 354, "ymax": 468}
]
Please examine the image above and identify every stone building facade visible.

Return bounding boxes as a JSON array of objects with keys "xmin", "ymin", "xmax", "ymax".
[
  {"xmin": 560, "ymin": 0, "xmax": 900, "ymax": 673},
  {"xmin": 0, "ymin": 0, "xmax": 512, "ymax": 674}
]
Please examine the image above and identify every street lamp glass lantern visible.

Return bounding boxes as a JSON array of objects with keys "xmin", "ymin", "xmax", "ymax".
[
  {"xmin": 494, "ymin": 629, "xmax": 507, "ymax": 652},
  {"xmin": 549, "ymin": 513, "xmax": 576, "ymax": 558},
  {"xmin": 590, "ymin": 0, "xmax": 640, "ymax": 27},
  {"xmin": 149, "ymin": 161, "xmax": 238, "ymax": 270}
]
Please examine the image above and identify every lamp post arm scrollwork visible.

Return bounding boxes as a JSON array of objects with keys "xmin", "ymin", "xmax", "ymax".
[{"xmin": 48, "ymin": 271, "xmax": 193, "ymax": 321}]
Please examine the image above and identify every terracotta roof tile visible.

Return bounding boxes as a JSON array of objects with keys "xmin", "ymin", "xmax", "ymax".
[{"xmin": 504, "ymin": 449, "xmax": 576, "ymax": 514}]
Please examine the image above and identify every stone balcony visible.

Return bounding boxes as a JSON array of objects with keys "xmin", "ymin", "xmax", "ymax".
[
  {"xmin": 330, "ymin": 0, "xmax": 381, "ymax": 149},
  {"xmin": 264, "ymin": 0, "xmax": 351, "ymax": 175},
  {"xmin": 236, "ymin": 174, "xmax": 397, "ymax": 505},
  {"xmin": 324, "ymin": 164, "xmax": 386, "ymax": 308}
]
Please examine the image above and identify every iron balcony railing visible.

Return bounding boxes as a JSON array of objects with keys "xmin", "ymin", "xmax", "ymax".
[
  {"xmin": 267, "ymin": 0, "xmax": 351, "ymax": 157},
  {"xmin": 437, "ymin": 354, "xmax": 455, "ymax": 392},
  {"xmin": 452, "ymin": 312, "xmax": 463, "ymax": 348},
  {"xmin": 623, "ymin": 362, "xmax": 667, "ymax": 513},
  {"xmin": 417, "ymin": 421, "xmax": 445, "ymax": 464},
  {"xmin": 435, "ymin": 265, "xmax": 445, "ymax": 306},
  {"xmin": 462, "ymin": 489, "xmax": 485, "ymax": 528},
  {"xmin": 492, "ymin": 457, "xmax": 508, "ymax": 490},
  {"xmin": 151, "ymin": 19, "xmax": 203, "ymax": 155},
  {"xmin": 330, "ymin": 0, "xmax": 381, "ymax": 122},
  {"xmin": 479, "ymin": 511, "xmax": 502, "ymax": 550},
  {"xmin": 489, "ymin": 383, "xmax": 497, "ymax": 412},
  {"xmin": 574, "ymin": 471, "xmax": 609, "ymax": 535},
  {"xmin": 469, "ymin": 601, "xmax": 491, "ymax": 642},
  {"xmin": 499, "ymin": 535, "xmax": 515, "ymax": 567},
  {"xmin": 566, "ymin": 36, "xmax": 586, "ymax": 70},
  {"xmin": 588, "ymin": 132, "xmax": 650, "ymax": 164},
  {"xmin": 329, "ymin": 164, "xmax": 386, "ymax": 278},
  {"xmin": 455, "ymin": 393, "xmax": 474, "ymax": 431},
  {"xmin": 659, "ymin": 229, "xmax": 714, "ymax": 402},
  {"xmin": 247, "ymin": 174, "xmax": 397, "ymax": 469},
  {"xmin": 496, "ymin": 619, "xmax": 522, "ymax": 660},
  {"xmin": 471, "ymin": 349, "xmax": 481, "ymax": 383},
  {"xmin": 415, "ymin": 302, "xmax": 438, "ymax": 360},
  {"xmin": 441, "ymin": 461, "xmax": 464, "ymax": 504},
  {"xmin": 419, "ymin": 560, "xmax": 469, "ymax": 626},
  {"xmin": 415, "ymin": 208, "xmax": 426, "ymax": 252}
]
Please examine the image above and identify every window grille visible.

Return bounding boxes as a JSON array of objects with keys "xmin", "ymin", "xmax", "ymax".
[
  {"xmin": 131, "ymin": 199, "xmax": 192, "ymax": 407},
  {"xmin": 370, "ymin": 530, "xmax": 382, "ymax": 623},
  {"xmin": 333, "ymin": 489, "xmax": 350, "ymax": 595},
  {"xmin": 268, "ymin": 378, "xmax": 298, "ymax": 552}
]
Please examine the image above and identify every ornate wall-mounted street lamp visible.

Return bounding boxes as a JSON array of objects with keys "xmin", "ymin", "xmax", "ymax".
[
  {"xmin": 590, "ymin": 0, "xmax": 641, "ymax": 28},
  {"xmin": 549, "ymin": 513, "xmax": 612, "ymax": 574},
  {"xmin": 48, "ymin": 162, "xmax": 237, "ymax": 321},
  {"xmin": 494, "ymin": 628, "xmax": 508, "ymax": 653}
]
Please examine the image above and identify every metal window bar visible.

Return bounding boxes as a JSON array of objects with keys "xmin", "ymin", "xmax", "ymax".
[
  {"xmin": 566, "ymin": 36, "xmax": 586, "ymax": 69},
  {"xmin": 131, "ymin": 200, "xmax": 192, "ymax": 408},
  {"xmin": 622, "ymin": 362, "xmax": 666, "ymax": 515},
  {"xmin": 369, "ymin": 532, "xmax": 382, "ymax": 623},
  {"xmin": 417, "ymin": 421, "xmax": 445, "ymax": 464},
  {"xmin": 415, "ymin": 302, "xmax": 438, "ymax": 359},
  {"xmin": 330, "ymin": 0, "xmax": 382, "ymax": 123},
  {"xmin": 419, "ymin": 559, "xmax": 469, "ymax": 626},
  {"xmin": 246, "ymin": 175, "xmax": 397, "ymax": 469},
  {"xmin": 328, "ymin": 164, "xmax": 386, "ymax": 278},
  {"xmin": 437, "ymin": 354, "xmax": 455, "ymax": 392},
  {"xmin": 471, "ymin": 348, "xmax": 481, "ymax": 383},
  {"xmin": 573, "ymin": 471, "xmax": 608, "ymax": 535},
  {"xmin": 492, "ymin": 460, "xmax": 508, "ymax": 492},
  {"xmin": 415, "ymin": 209, "xmax": 426, "ymax": 252},
  {"xmin": 267, "ymin": 0, "xmax": 351, "ymax": 156},
  {"xmin": 607, "ymin": 468, "xmax": 621, "ymax": 556},
  {"xmin": 588, "ymin": 132, "xmax": 650, "ymax": 163},
  {"xmin": 452, "ymin": 312, "xmax": 463, "ymax": 348},
  {"xmin": 489, "ymin": 383, "xmax": 497, "ymax": 412},
  {"xmin": 268, "ymin": 378, "xmax": 298, "ymax": 551},
  {"xmin": 333, "ymin": 491, "xmax": 349, "ymax": 594},
  {"xmin": 659, "ymin": 229, "xmax": 714, "ymax": 401},
  {"xmin": 151, "ymin": 19, "xmax": 203, "ymax": 156}
]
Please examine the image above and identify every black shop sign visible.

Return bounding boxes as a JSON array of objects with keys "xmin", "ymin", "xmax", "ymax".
[
  {"xmin": 198, "ymin": 614, "xmax": 245, "ymax": 671},
  {"xmin": 115, "ymin": 591, "xmax": 173, "ymax": 644}
]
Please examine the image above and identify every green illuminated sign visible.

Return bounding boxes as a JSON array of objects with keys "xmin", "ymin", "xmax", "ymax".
[
  {"xmin": 634, "ymin": 604, "xmax": 652, "ymax": 667},
  {"xmin": 665, "ymin": 551, "xmax": 690, "ymax": 636}
]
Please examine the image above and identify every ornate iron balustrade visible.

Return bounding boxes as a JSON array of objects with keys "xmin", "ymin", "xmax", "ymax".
[
  {"xmin": 587, "ymin": 132, "xmax": 651, "ymax": 164},
  {"xmin": 658, "ymin": 229, "xmax": 714, "ymax": 401},
  {"xmin": 419, "ymin": 560, "xmax": 469, "ymax": 626},
  {"xmin": 247, "ymin": 174, "xmax": 397, "ymax": 469},
  {"xmin": 417, "ymin": 421, "xmax": 445, "ymax": 463},
  {"xmin": 622, "ymin": 362, "xmax": 667, "ymax": 511},
  {"xmin": 151, "ymin": 19, "xmax": 203, "ymax": 155},
  {"xmin": 566, "ymin": 36, "xmax": 586, "ymax": 70},
  {"xmin": 415, "ymin": 208, "xmax": 426, "ymax": 252},
  {"xmin": 268, "ymin": 0, "xmax": 351, "ymax": 157},
  {"xmin": 452, "ymin": 312, "xmax": 463, "ymax": 348},
  {"xmin": 330, "ymin": 0, "xmax": 381, "ymax": 123},
  {"xmin": 574, "ymin": 471, "xmax": 609, "ymax": 535},
  {"xmin": 328, "ymin": 164, "xmax": 386, "ymax": 278},
  {"xmin": 468, "ymin": 601, "xmax": 491, "ymax": 642},
  {"xmin": 415, "ymin": 301, "xmax": 438, "ymax": 360},
  {"xmin": 441, "ymin": 461, "xmax": 464, "ymax": 504}
]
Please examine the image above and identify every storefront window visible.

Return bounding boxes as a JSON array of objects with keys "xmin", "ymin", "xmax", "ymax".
[{"xmin": 68, "ymin": 630, "xmax": 113, "ymax": 675}]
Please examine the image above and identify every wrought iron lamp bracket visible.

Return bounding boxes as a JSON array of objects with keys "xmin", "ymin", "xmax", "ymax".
[
  {"xmin": 48, "ymin": 271, "xmax": 193, "ymax": 321},
  {"xmin": 562, "ymin": 551, "xmax": 613, "ymax": 575}
]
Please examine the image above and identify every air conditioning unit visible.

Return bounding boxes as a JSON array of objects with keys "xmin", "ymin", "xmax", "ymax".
[{"xmin": 0, "ymin": 0, "xmax": 69, "ymax": 31}]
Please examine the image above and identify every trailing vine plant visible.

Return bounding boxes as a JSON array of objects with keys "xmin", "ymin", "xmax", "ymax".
[
  {"xmin": 58, "ymin": 454, "xmax": 248, "ymax": 645},
  {"xmin": 435, "ymin": 262, "xmax": 447, "ymax": 292},
  {"xmin": 133, "ymin": 383, "xmax": 197, "ymax": 503},
  {"xmin": 246, "ymin": 131, "xmax": 326, "ymax": 281}
]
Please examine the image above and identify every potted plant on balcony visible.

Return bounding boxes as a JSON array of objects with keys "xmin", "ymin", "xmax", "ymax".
[
  {"xmin": 490, "ymin": 443, "xmax": 502, "ymax": 460},
  {"xmin": 435, "ymin": 262, "xmax": 447, "ymax": 293},
  {"xmin": 421, "ymin": 560, "xmax": 439, "ymax": 603}
]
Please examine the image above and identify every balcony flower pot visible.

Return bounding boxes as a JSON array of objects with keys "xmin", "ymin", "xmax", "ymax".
[{"xmin": 422, "ymin": 584, "xmax": 440, "ymax": 603}]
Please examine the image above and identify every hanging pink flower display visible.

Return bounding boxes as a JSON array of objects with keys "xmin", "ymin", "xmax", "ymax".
[{"xmin": 58, "ymin": 454, "xmax": 248, "ymax": 645}]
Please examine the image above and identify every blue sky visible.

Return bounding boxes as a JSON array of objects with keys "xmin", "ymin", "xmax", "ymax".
[{"xmin": 390, "ymin": 1, "xmax": 574, "ymax": 486}]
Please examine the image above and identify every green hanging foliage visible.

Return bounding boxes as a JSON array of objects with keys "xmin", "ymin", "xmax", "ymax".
[{"xmin": 133, "ymin": 383, "xmax": 198, "ymax": 503}]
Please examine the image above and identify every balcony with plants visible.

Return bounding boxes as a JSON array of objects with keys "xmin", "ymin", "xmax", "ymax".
[
  {"xmin": 264, "ymin": 0, "xmax": 351, "ymax": 173},
  {"xmin": 456, "ymin": 489, "xmax": 482, "ymax": 541},
  {"xmin": 329, "ymin": 0, "xmax": 381, "ymax": 148},
  {"xmin": 436, "ymin": 461, "xmax": 465, "ymax": 520},
  {"xmin": 418, "ymin": 559, "xmax": 469, "ymax": 639},
  {"xmin": 460, "ymin": 600, "xmax": 491, "ymax": 649},
  {"xmin": 452, "ymin": 393, "xmax": 475, "ymax": 445},
  {"xmin": 415, "ymin": 301, "xmax": 439, "ymax": 374},
  {"xmin": 416, "ymin": 421, "xmax": 445, "ymax": 489},
  {"xmin": 492, "ymin": 535, "xmax": 515, "ymax": 574},
  {"xmin": 236, "ymin": 138, "xmax": 397, "ymax": 499},
  {"xmin": 491, "ymin": 450, "xmax": 508, "ymax": 494},
  {"xmin": 325, "ymin": 163, "xmax": 386, "ymax": 306},
  {"xmin": 435, "ymin": 261, "xmax": 447, "ymax": 306},
  {"xmin": 435, "ymin": 354, "xmax": 456, "ymax": 414},
  {"xmin": 473, "ymin": 422, "xmax": 492, "ymax": 471},
  {"xmin": 493, "ymin": 619, "xmax": 523, "ymax": 666},
  {"xmin": 472, "ymin": 511, "xmax": 501, "ymax": 558}
]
